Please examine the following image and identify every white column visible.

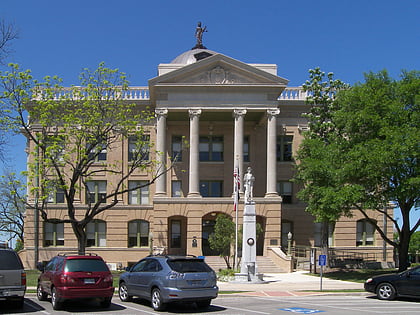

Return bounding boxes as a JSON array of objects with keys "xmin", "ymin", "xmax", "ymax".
[
  {"xmin": 155, "ymin": 108, "xmax": 168, "ymax": 196},
  {"xmin": 266, "ymin": 108, "xmax": 280, "ymax": 197},
  {"xmin": 188, "ymin": 109, "xmax": 202, "ymax": 197},
  {"xmin": 233, "ymin": 109, "xmax": 247, "ymax": 192}
]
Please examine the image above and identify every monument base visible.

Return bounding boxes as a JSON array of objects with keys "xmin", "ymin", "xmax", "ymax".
[{"xmin": 232, "ymin": 272, "xmax": 266, "ymax": 283}]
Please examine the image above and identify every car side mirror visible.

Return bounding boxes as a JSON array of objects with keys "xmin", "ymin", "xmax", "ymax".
[{"xmin": 36, "ymin": 262, "xmax": 45, "ymax": 272}]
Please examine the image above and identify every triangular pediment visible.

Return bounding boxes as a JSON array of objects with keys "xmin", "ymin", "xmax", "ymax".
[{"xmin": 149, "ymin": 54, "xmax": 288, "ymax": 87}]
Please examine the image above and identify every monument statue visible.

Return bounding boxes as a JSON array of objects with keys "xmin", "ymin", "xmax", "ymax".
[
  {"xmin": 194, "ymin": 22, "xmax": 207, "ymax": 49},
  {"xmin": 244, "ymin": 167, "xmax": 255, "ymax": 204}
]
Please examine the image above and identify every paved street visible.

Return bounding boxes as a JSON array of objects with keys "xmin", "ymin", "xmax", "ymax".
[
  {"xmin": 1, "ymin": 272, "xmax": 418, "ymax": 314},
  {"xmin": 1, "ymin": 294, "xmax": 419, "ymax": 314}
]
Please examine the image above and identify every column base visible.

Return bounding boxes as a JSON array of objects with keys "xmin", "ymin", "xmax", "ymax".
[
  {"xmin": 187, "ymin": 192, "xmax": 202, "ymax": 198},
  {"xmin": 264, "ymin": 192, "xmax": 280, "ymax": 198}
]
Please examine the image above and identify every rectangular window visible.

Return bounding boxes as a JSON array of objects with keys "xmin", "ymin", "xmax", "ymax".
[
  {"xmin": 277, "ymin": 181, "xmax": 292, "ymax": 204},
  {"xmin": 199, "ymin": 136, "xmax": 224, "ymax": 161},
  {"xmin": 87, "ymin": 142, "xmax": 107, "ymax": 162},
  {"xmin": 128, "ymin": 181, "xmax": 149, "ymax": 204},
  {"xmin": 200, "ymin": 181, "xmax": 223, "ymax": 197},
  {"xmin": 128, "ymin": 135, "xmax": 150, "ymax": 161},
  {"xmin": 171, "ymin": 136, "xmax": 183, "ymax": 162},
  {"xmin": 356, "ymin": 220, "xmax": 375, "ymax": 246},
  {"xmin": 277, "ymin": 135, "xmax": 293, "ymax": 161},
  {"xmin": 171, "ymin": 220, "xmax": 181, "ymax": 248},
  {"xmin": 47, "ymin": 188, "xmax": 65, "ymax": 204},
  {"xmin": 171, "ymin": 180, "xmax": 182, "ymax": 197},
  {"xmin": 314, "ymin": 222, "xmax": 335, "ymax": 247},
  {"xmin": 86, "ymin": 181, "xmax": 107, "ymax": 204},
  {"xmin": 128, "ymin": 220, "xmax": 149, "ymax": 247},
  {"xmin": 86, "ymin": 220, "xmax": 106, "ymax": 247},
  {"xmin": 244, "ymin": 135, "xmax": 250, "ymax": 162},
  {"xmin": 44, "ymin": 222, "xmax": 64, "ymax": 247}
]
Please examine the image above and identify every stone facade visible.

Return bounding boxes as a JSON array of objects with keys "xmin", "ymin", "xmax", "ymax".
[{"xmin": 20, "ymin": 48, "xmax": 394, "ymax": 270}]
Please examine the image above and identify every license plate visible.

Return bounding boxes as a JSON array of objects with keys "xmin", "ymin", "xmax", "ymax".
[{"xmin": 84, "ymin": 278, "xmax": 95, "ymax": 284}]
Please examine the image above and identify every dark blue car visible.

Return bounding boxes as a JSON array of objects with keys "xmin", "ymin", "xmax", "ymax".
[
  {"xmin": 364, "ymin": 265, "xmax": 420, "ymax": 300},
  {"xmin": 118, "ymin": 255, "xmax": 218, "ymax": 311}
]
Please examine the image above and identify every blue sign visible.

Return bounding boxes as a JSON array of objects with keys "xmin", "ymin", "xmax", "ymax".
[
  {"xmin": 318, "ymin": 254, "xmax": 327, "ymax": 266},
  {"xmin": 279, "ymin": 307, "xmax": 324, "ymax": 314}
]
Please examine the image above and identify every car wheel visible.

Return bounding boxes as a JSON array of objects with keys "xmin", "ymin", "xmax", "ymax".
[
  {"xmin": 196, "ymin": 299, "xmax": 211, "ymax": 308},
  {"xmin": 151, "ymin": 288, "xmax": 166, "ymax": 311},
  {"xmin": 100, "ymin": 297, "xmax": 112, "ymax": 308},
  {"xmin": 37, "ymin": 283, "xmax": 48, "ymax": 301},
  {"xmin": 377, "ymin": 282, "xmax": 396, "ymax": 300},
  {"xmin": 51, "ymin": 287, "xmax": 62, "ymax": 310},
  {"xmin": 119, "ymin": 282, "xmax": 132, "ymax": 302}
]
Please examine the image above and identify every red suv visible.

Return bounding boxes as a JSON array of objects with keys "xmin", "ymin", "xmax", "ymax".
[{"xmin": 36, "ymin": 253, "xmax": 114, "ymax": 310}]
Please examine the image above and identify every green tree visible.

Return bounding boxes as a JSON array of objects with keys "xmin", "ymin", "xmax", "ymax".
[
  {"xmin": 408, "ymin": 231, "xmax": 420, "ymax": 263},
  {"xmin": 208, "ymin": 214, "xmax": 235, "ymax": 269},
  {"xmin": 0, "ymin": 63, "xmax": 169, "ymax": 256},
  {"xmin": 295, "ymin": 68, "xmax": 420, "ymax": 271},
  {"xmin": 0, "ymin": 171, "xmax": 25, "ymax": 246}
]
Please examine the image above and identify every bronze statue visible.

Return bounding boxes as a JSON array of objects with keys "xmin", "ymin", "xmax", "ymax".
[{"xmin": 194, "ymin": 22, "xmax": 207, "ymax": 49}]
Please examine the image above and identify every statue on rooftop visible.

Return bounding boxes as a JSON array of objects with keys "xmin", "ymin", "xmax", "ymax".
[{"xmin": 193, "ymin": 22, "xmax": 207, "ymax": 49}]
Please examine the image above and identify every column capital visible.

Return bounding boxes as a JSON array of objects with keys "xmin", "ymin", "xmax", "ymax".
[
  {"xmin": 233, "ymin": 108, "xmax": 247, "ymax": 119},
  {"xmin": 155, "ymin": 108, "xmax": 168, "ymax": 117},
  {"xmin": 188, "ymin": 108, "xmax": 202, "ymax": 118},
  {"xmin": 267, "ymin": 108, "xmax": 280, "ymax": 117}
]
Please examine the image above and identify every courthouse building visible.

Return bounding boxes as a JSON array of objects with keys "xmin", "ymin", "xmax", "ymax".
[{"xmin": 21, "ymin": 34, "xmax": 394, "ymax": 270}]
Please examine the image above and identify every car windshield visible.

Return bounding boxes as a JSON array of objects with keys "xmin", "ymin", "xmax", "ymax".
[
  {"xmin": 167, "ymin": 259, "xmax": 212, "ymax": 273},
  {"xmin": 0, "ymin": 251, "xmax": 23, "ymax": 270},
  {"xmin": 64, "ymin": 259, "xmax": 109, "ymax": 272}
]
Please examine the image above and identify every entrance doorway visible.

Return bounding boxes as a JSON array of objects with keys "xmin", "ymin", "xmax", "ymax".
[{"xmin": 168, "ymin": 216, "xmax": 187, "ymax": 255}]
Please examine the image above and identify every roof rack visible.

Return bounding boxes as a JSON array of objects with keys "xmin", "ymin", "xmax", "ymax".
[{"xmin": 57, "ymin": 252, "xmax": 98, "ymax": 257}]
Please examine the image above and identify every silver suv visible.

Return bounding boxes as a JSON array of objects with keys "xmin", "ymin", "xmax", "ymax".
[
  {"xmin": 0, "ymin": 245, "xmax": 26, "ymax": 308},
  {"xmin": 118, "ymin": 255, "xmax": 218, "ymax": 311}
]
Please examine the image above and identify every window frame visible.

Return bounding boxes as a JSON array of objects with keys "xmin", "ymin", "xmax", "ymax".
[
  {"xmin": 128, "ymin": 219, "xmax": 150, "ymax": 248},
  {"xmin": 277, "ymin": 181, "xmax": 293, "ymax": 204},
  {"xmin": 44, "ymin": 222, "xmax": 64, "ymax": 247},
  {"xmin": 199, "ymin": 135, "xmax": 224, "ymax": 161},
  {"xmin": 128, "ymin": 135, "xmax": 150, "ymax": 162},
  {"xmin": 199, "ymin": 180, "xmax": 223, "ymax": 197},
  {"xmin": 276, "ymin": 135, "xmax": 293, "ymax": 162},
  {"xmin": 356, "ymin": 219, "xmax": 376, "ymax": 246},
  {"xmin": 86, "ymin": 219, "xmax": 106, "ymax": 247},
  {"xmin": 86, "ymin": 180, "xmax": 107, "ymax": 204},
  {"xmin": 128, "ymin": 180, "xmax": 150, "ymax": 205}
]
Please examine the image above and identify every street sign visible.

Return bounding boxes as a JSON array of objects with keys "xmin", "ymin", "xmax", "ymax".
[{"xmin": 318, "ymin": 254, "xmax": 327, "ymax": 266}]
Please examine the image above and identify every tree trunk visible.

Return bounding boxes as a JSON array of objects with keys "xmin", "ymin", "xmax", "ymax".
[{"xmin": 72, "ymin": 222, "xmax": 87, "ymax": 255}]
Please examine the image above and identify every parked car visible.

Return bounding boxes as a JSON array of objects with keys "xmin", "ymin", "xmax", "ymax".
[
  {"xmin": 118, "ymin": 255, "xmax": 218, "ymax": 311},
  {"xmin": 0, "ymin": 245, "xmax": 26, "ymax": 308},
  {"xmin": 37, "ymin": 253, "xmax": 114, "ymax": 310},
  {"xmin": 364, "ymin": 265, "xmax": 420, "ymax": 300}
]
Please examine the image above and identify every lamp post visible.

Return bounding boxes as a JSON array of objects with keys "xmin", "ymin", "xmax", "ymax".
[{"xmin": 287, "ymin": 232, "xmax": 292, "ymax": 256}]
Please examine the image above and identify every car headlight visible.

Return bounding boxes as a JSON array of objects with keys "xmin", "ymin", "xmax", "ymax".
[{"xmin": 365, "ymin": 278, "xmax": 373, "ymax": 283}]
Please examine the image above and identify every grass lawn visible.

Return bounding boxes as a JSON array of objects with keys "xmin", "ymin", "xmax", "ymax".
[{"xmin": 311, "ymin": 268, "xmax": 398, "ymax": 283}]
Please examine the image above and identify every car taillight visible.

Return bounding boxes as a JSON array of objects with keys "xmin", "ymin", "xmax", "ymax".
[
  {"xmin": 59, "ymin": 274, "xmax": 75, "ymax": 284},
  {"xmin": 21, "ymin": 271, "xmax": 26, "ymax": 286},
  {"xmin": 167, "ymin": 270, "xmax": 185, "ymax": 280},
  {"xmin": 104, "ymin": 274, "xmax": 113, "ymax": 283}
]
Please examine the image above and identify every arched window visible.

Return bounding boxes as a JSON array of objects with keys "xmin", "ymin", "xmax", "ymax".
[
  {"xmin": 356, "ymin": 219, "xmax": 375, "ymax": 246},
  {"xmin": 128, "ymin": 220, "xmax": 150, "ymax": 247}
]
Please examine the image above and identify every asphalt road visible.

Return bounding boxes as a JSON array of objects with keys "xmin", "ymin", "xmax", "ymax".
[{"xmin": 1, "ymin": 294, "xmax": 419, "ymax": 314}]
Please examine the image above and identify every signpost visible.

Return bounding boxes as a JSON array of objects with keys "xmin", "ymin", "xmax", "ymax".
[{"xmin": 318, "ymin": 255, "xmax": 327, "ymax": 291}]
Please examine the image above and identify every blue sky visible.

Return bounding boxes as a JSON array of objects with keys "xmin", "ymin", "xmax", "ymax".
[{"xmin": 1, "ymin": 0, "xmax": 419, "ymax": 229}]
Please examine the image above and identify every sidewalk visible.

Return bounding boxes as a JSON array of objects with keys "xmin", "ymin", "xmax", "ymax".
[{"xmin": 217, "ymin": 271, "xmax": 366, "ymax": 296}]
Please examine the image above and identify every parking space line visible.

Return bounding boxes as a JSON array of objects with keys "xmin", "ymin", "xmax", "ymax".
[
  {"xmin": 112, "ymin": 302, "xmax": 157, "ymax": 314},
  {"xmin": 214, "ymin": 303, "xmax": 270, "ymax": 314}
]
